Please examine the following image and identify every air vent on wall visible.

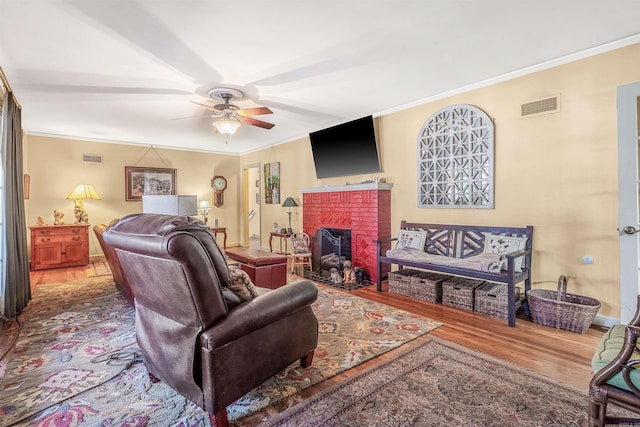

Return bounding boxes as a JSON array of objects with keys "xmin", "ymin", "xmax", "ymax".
[
  {"xmin": 521, "ymin": 94, "xmax": 560, "ymax": 117},
  {"xmin": 82, "ymin": 154, "xmax": 103, "ymax": 163}
]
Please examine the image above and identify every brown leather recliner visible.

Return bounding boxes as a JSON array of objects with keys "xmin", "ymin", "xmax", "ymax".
[
  {"xmin": 103, "ymin": 214, "xmax": 319, "ymax": 427},
  {"xmin": 93, "ymin": 221, "xmax": 135, "ymax": 306}
]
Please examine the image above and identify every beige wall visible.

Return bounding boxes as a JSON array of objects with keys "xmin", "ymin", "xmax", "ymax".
[
  {"xmin": 240, "ymin": 43, "xmax": 640, "ymax": 319},
  {"xmin": 23, "ymin": 43, "xmax": 640, "ymax": 318},
  {"xmin": 25, "ymin": 137, "xmax": 241, "ymax": 253}
]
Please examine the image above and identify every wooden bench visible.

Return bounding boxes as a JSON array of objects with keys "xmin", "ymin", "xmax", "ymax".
[
  {"xmin": 375, "ymin": 221, "xmax": 533, "ymax": 327},
  {"xmin": 224, "ymin": 247, "xmax": 288, "ymax": 290}
]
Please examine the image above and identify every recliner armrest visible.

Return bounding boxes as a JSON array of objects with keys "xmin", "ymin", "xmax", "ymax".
[{"xmin": 200, "ymin": 280, "xmax": 318, "ymax": 349}]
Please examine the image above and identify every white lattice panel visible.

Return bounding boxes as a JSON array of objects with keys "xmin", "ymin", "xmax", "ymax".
[{"xmin": 417, "ymin": 104, "xmax": 494, "ymax": 208}]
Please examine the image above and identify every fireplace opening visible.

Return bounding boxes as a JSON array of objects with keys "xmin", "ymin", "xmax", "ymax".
[
  {"xmin": 305, "ymin": 227, "xmax": 371, "ymax": 291},
  {"xmin": 312, "ymin": 228, "xmax": 351, "ymax": 277}
]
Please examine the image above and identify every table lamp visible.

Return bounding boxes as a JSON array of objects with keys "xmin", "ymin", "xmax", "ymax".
[
  {"xmin": 66, "ymin": 184, "xmax": 101, "ymax": 224},
  {"xmin": 281, "ymin": 197, "xmax": 299, "ymax": 232},
  {"xmin": 198, "ymin": 200, "xmax": 211, "ymax": 223}
]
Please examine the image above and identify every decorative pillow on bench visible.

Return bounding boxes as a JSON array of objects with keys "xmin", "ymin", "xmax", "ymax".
[
  {"xmin": 483, "ymin": 234, "xmax": 527, "ymax": 272},
  {"xmin": 396, "ymin": 229, "xmax": 428, "ymax": 250}
]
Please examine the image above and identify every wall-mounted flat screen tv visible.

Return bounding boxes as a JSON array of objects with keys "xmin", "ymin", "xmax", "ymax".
[{"xmin": 309, "ymin": 115, "xmax": 381, "ymax": 179}]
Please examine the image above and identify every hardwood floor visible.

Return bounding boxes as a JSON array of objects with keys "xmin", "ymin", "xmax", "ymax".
[
  {"xmin": 2, "ymin": 265, "xmax": 605, "ymax": 426},
  {"xmin": 355, "ymin": 283, "xmax": 604, "ymax": 389}
]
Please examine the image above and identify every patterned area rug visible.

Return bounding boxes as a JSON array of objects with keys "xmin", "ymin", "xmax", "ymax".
[
  {"xmin": 264, "ymin": 337, "xmax": 627, "ymax": 426},
  {"xmin": 0, "ymin": 277, "xmax": 137, "ymax": 425},
  {"xmin": 0, "ymin": 277, "xmax": 440, "ymax": 426}
]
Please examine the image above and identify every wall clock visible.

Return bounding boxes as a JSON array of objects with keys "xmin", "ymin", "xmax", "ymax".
[{"xmin": 211, "ymin": 175, "xmax": 227, "ymax": 207}]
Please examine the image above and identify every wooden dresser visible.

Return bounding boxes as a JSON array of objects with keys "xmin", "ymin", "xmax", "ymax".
[{"xmin": 30, "ymin": 224, "xmax": 90, "ymax": 271}]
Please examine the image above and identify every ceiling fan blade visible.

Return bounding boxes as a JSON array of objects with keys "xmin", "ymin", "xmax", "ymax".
[
  {"xmin": 170, "ymin": 114, "xmax": 216, "ymax": 121},
  {"xmin": 190, "ymin": 101, "xmax": 219, "ymax": 112},
  {"xmin": 68, "ymin": 2, "xmax": 222, "ymax": 85},
  {"xmin": 21, "ymin": 83, "xmax": 192, "ymax": 95},
  {"xmin": 236, "ymin": 107, "xmax": 273, "ymax": 117},
  {"xmin": 240, "ymin": 116, "xmax": 275, "ymax": 129}
]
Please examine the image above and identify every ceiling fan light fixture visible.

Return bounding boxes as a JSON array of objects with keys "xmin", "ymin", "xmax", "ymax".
[{"xmin": 213, "ymin": 118, "xmax": 241, "ymax": 135}]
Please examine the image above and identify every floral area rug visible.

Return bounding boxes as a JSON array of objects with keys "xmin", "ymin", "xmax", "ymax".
[
  {"xmin": 0, "ymin": 277, "xmax": 440, "ymax": 426},
  {"xmin": 264, "ymin": 337, "xmax": 633, "ymax": 427},
  {"xmin": 0, "ymin": 277, "xmax": 137, "ymax": 426}
]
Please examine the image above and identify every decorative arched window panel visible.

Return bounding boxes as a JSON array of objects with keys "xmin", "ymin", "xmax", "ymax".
[{"xmin": 417, "ymin": 104, "xmax": 494, "ymax": 208}]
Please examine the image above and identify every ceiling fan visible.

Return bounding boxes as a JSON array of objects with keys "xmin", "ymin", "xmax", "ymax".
[{"xmin": 192, "ymin": 87, "xmax": 275, "ymax": 135}]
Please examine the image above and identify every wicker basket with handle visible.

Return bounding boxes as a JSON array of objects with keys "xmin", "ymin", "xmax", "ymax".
[{"xmin": 526, "ymin": 275, "xmax": 600, "ymax": 334}]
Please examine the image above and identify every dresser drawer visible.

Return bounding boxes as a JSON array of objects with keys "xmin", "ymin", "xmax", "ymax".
[
  {"xmin": 33, "ymin": 227, "xmax": 86, "ymax": 237},
  {"xmin": 33, "ymin": 233, "xmax": 86, "ymax": 244}
]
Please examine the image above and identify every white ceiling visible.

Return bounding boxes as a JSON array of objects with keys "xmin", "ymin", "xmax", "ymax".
[{"xmin": 2, "ymin": 1, "xmax": 640, "ymax": 155}]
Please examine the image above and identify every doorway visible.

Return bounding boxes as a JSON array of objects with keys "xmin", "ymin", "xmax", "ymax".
[
  {"xmin": 617, "ymin": 81, "xmax": 640, "ymax": 323},
  {"xmin": 243, "ymin": 164, "xmax": 261, "ymax": 249}
]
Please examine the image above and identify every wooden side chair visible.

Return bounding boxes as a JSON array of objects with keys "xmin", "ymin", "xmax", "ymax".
[
  {"xmin": 589, "ymin": 295, "xmax": 640, "ymax": 426},
  {"xmin": 289, "ymin": 232, "xmax": 312, "ymax": 275}
]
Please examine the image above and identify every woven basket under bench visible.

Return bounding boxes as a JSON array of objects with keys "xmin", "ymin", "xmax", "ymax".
[
  {"xmin": 526, "ymin": 275, "xmax": 600, "ymax": 334},
  {"xmin": 388, "ymin": 269, "xmax": 446, "ymax": 303},
  {"xmin": 442, "ymin": 277, "xmax": 484, "ymax": 312},
  {"xmin": 388, "ymin": 269, "xmax": 421, "ymax": 297},
  {"xmin": 474, "ymin": 282, "xmax": 521, "ymax": 320}
]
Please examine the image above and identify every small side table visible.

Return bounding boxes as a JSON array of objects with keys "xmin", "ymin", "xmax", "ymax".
[
  {"xmin": 270, "ymin": 231, "xmax": 292, "ymax": 254},
  {"xmin": 210, "ymin": 227, "xmax": 227, "ymax": 249}
]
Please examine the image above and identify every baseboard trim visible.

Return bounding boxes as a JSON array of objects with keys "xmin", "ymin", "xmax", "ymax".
[{"xmin": 592, "ymin": 314, "xmax": 618, "ymax": 328}]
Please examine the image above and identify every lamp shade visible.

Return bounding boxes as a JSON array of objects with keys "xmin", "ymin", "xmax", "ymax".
[
  {"xmin": 213, "ymin": 118, "xmax": 241, "ymax": 135},
  {"xmin": 199, "ymin": 200, "xmax": 211, "ymax": 209},
  {"xmin": 66, "ymin": 184, "xmax": 101, "ymax": 200},
  {"xmin": 281, "ymin": 197, "xmax": 299, "ymax": 208}
]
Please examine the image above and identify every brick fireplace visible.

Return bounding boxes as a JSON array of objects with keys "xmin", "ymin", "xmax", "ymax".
[{"xmin": 301, "ymin": 183, "xmax": 393, "ymax": 284}]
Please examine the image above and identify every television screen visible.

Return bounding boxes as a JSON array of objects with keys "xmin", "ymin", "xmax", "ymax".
[{"xmin": 309, "ymin": 116, "xmax": 381, "ymax": 179}]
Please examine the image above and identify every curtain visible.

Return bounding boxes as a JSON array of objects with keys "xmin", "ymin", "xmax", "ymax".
[{"xmin": 1, "ymin": 91, "xmax": 30, "ymax": 317}]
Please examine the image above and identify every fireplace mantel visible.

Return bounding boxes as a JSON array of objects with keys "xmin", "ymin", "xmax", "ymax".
[{"xmin": 301, "ymin": 182, "xmax": 393, "ymax": 194}]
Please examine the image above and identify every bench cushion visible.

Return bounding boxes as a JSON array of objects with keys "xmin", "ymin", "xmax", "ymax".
[
  {"xmin": 385, "ymin": 249, "xmax": 504, "ymax": 273},
  {"xmin": 225, "ymin": 248, "xmax": 287, "ymax": 266},
  {"xmin": 592, "ymin": 324, "xmax": 640, "ymax": 391}
]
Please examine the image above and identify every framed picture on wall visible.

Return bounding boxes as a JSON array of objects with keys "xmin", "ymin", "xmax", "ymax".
[
  {"xmin": 125, "ymin": 166, "xmax": 177, "ymax": 201},
  {"xmin": 264, "ymin": 162, "xmax": 280, "ymax": 204}
]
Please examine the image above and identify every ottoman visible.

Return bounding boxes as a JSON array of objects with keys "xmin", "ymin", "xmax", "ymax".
[{"xmin": 225, "ymin": 247, "xmax": 288, "ymax": 289}]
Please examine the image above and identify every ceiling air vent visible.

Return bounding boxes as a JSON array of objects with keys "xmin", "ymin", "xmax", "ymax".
[
  {"xmin": 82, "ymin": 154, "xmax": 103, "ymax": 163},
  {"xmin": 520, "ymin": 94, "xmax": 560, "ymax": 117}
]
